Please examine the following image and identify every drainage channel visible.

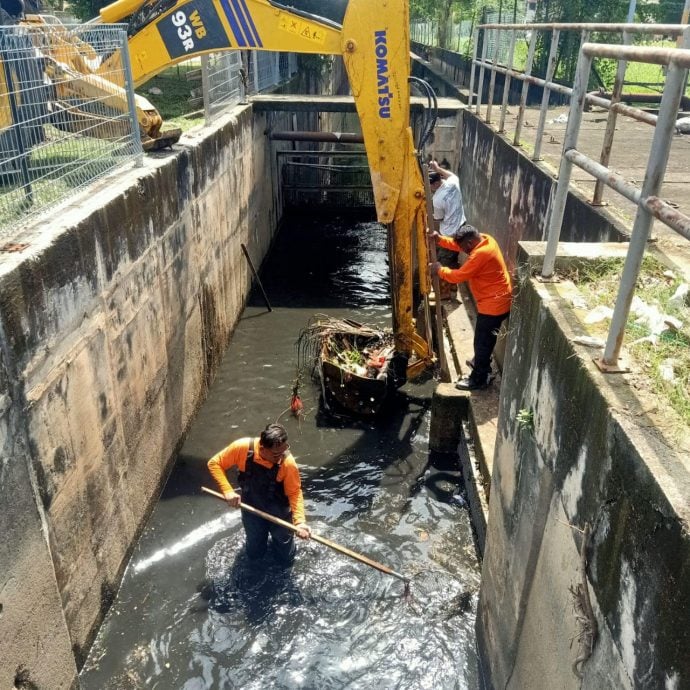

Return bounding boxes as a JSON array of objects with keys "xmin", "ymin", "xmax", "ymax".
[{"xmin": 80, "ymin": 210, "xmax": 482, "ymax": 689}]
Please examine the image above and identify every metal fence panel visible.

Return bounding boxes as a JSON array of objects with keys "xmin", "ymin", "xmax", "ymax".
[
  {"xmin": 0, "ymin": 21, "xmax": 142, "ymax": 238},
  {"xmin": 203, "ymin": 50, "xmax": 244, "ymax": 122}
]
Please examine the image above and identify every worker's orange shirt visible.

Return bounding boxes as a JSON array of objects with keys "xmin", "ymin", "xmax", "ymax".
[
  {"xmin": 437, "ymin": 233, "xmax": 512, "ymax": 316},
  {"xmin": 207, "ymin": 438, "xmax": 306, "ymax": 525}
]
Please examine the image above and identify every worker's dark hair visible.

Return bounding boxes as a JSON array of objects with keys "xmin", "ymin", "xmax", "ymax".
[
  {"xmin": 260, "ymin": 423, "xmax": 288, "ymax": 448},
  {"xmin": 428, "ymin": 171, "xmax": 441, "ymax": 184},
  {"xmin": 453, "ymin": 224, "xmax": 480, "ymax": 242}
]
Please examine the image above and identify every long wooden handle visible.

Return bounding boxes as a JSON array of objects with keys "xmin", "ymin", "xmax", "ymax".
[{"xmin": 201, "ymin": 486, "xmax": 409, "ymax": 584}]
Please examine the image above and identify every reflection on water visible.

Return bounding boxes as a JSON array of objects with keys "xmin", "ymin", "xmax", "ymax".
[{"xmin": 80, "ymin": 211, "xmax": 481, "ymax": 689}]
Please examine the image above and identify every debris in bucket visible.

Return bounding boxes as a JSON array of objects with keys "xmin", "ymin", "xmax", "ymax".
[{"xmin": 297, "ymin": 315, "xmax": 397, "ymax": 416}]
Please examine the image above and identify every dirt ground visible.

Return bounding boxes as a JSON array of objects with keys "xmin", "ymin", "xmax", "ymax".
[{"xmin": 506, "ymin": 103, "xmax": 690, "ymax": 259}]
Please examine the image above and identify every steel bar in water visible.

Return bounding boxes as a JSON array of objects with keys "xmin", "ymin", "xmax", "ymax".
[
  {"xmin": 241, "ymin": 243, "xmax": 272, "ymax": 312},
  {"xmin": 485, "ymin": 30, "xmax": 501, "ymax": 125},
  {"xmin": 476, "ymin": 30, "xmax": 489, "ymax": 117},
  {"xmin": 592, "ymin": 29, "xmax": 631, "ymax": 205},
  {"xmin": 602, "ymin": 58, "xmax": 690, "ymax": 365},
  {"xmin": 533, "ymin": 29, "xmax": 560, "ymax": 161},
  {"xmin": 467, "ymin": 34, "xmax": 479, "ymax": 109},
  {"xmin": 541, "ymin": 49, "xmax": 593, "ymax": 278},
  {"xmin": 513, "ymin": 29, "xmax": 538, "ymax": 146},
  {"xmin": 498, "ymin": 29, "xmax": 517, "ymax": 134}
]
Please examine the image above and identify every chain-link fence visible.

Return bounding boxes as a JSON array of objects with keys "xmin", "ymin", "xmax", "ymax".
[
  {"xmin": 0, "ymin": 22, "xmax": 142, "ymax": 238},
  {"xmin": 248, "ymin": 50, "xmax": 297, "ymax": 94}
]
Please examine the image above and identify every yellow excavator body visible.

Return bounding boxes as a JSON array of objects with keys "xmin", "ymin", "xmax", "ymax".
[{"xmin": 2, "ymin": 0, "xmax": 434, "ymax": 369}]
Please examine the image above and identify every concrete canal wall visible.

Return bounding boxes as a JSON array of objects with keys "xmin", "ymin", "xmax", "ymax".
[
  {"xmin": 0, "ymin": 106, "xmax": 285, "ymax": 688},
  {"xmin": 477, "ymin": 243, "xmax": 690, "ymax": 689}
]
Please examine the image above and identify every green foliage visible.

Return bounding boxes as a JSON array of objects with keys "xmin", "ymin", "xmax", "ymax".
[
  {"xmin": 67, "ymin": 0, "xmax": 109, "ymax": 21},
  {"xmin": 516, "ymin": 408, "xmax": 534, "ymax": 432}
]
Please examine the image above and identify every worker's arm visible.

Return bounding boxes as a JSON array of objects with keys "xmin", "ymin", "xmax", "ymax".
[
  {"xmin": 281, "ymin": 459, "xmax": 310, "ymax": 539},
  {"xmin": 437, "ymin": 234, "xmax": 461, "ymax": 252},
  {"xmin": 429, "ymin": 160, "xmax": 455, "ymax": 180},
  {"xmin": 436, "ymin": 250, "xmax": 490, "ymax": 285},
  {"xmin": 207, "ymin": 439, "xmax": 250, "ymax": 507}
]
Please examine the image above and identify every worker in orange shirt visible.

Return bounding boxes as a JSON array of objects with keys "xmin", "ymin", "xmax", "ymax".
[
  {"xmin": 208, "ymin": 423, "xmax": 311, "ymax": 565},
  {"xmin": 429, "ymin": 225, "xmax": 512, "ymax": 391}
]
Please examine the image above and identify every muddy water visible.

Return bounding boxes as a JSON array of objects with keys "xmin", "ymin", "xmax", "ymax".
[{"xmin": 80, "ymin": 211, "xmax": 482, "ymax": 689}]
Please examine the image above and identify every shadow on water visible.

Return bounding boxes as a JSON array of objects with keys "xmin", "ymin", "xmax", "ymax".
[{"xmin": 80, "ymin": 210, "xmax": 482, "ymax": 689}]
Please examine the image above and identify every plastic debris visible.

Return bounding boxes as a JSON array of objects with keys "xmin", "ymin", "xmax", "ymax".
[
  {"xmin": 584, "ymin": 305, "xmax": 613, "ymax": 324},
  {"xmin": 572, "ymin": 335, "xmax": 605, "ymax": 348},
  {"xmin": 631, "ymin": 296, "xmax": 684, "ymax": 335},
  {"xmin": 669, "ymin": 283, "xmax": 689, "ymax": 309},
  {"xmin": 450, "ymin": 494, "xmax": 468, "ymax": 509},
  {"xmin": 548, "ymin": 113, "xmax": 568, "ymax": 124},
  {"xmin": 675, "ymin": 117, "xmax": 690, "ymax": 134},
  {"xmin": 570, "ymin": 295, "xmax": 588, "ymax": 310},
  {"xmin": 658, "ymin": 359, "xmax": 676, "ymax": 383}
]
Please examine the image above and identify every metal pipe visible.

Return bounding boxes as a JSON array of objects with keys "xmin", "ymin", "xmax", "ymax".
[
  {"xmin": 120, "ymin": 31, "xmax": 144, "ymax": 167},
  {"xmin": 541, "ymin": 49, "xmax": 593, "ymax": 278},
  {"xmin": 644, "ymin": 197, "xmax": 690, "ymax": 240},
  {"xmin": 513, "ymin": 28, "xmax": 538, "ymax": 146},
  {"xmin": 476, "ymin": 30, "xmax": 489, "ymax": 117},
  {"xmin": 582, "ymin": 43, "xmax": 690, "ymax": 67},
  {"xmin": 602, "ymin": 57, "xmax": 689, "ymax": 365},
  {"xmin": 468, "ymin": 32, "xmax": 479, "ymax": 109},
  {"xmin": 565, "ymin": 149, "xmax": 641, "ymax": 205},
  {"xmin": 499, "ymin": 29, "xmax": 517, "ymax": 133},
  {"xmin": 485, "ymin": 29, "xmax": 501, "ymax": 124},
  {"xmin": 592, "ymin": 29, "xmax": 630, "ymax": 205},
  {"xmin": 479, "ymin": 22, "xmax": 688, "ymax": 34},
  {"xmin": 270, "ymin": 131, "xmax": 364, "ymax": 143},
  {"xmin": 533, "ymin": 29, "xmax": 560, "ymax": 161}
]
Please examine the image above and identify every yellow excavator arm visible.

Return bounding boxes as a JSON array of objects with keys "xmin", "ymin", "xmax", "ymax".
[{"xmin": 96, "ymin": 0, "xmax": 433, "ymax": 367}]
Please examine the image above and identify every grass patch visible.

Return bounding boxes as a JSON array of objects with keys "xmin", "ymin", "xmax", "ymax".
[
  {"xmin": 567, "ymin": 255, "xmax": 690, "ymax": 428},
  {"xmin": 139, "ymin": 63, "xmax": 205, "ymax": 132}
]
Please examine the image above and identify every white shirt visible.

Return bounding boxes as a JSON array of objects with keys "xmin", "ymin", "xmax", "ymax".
[{"xmin": 432, "ymin": 172, "xmax": 466, "ymax": 235}]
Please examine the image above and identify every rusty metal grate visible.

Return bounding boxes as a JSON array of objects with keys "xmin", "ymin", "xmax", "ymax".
[{"xmin": 278, "ymin": 150, "xmax": 374, "ymax": 208}]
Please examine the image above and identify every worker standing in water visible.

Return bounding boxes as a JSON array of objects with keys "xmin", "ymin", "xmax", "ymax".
[
  {"xmin": 208, "ymin": 423, "xmax": 311, "ymax": 565},
  {"xmin": 429, "ymin": 224, "xmax": 512, "ymax": 391}
]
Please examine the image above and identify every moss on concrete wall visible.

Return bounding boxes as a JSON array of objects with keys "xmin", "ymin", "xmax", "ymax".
[
  {"xmin": 0, "ymin": 105, "xmax": 285, "ymax": 684},
  {"xmin": 477, "ymin": 243, "xmax": 690, "ymax": 689}
]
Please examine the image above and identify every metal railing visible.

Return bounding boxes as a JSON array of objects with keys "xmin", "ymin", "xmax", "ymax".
[
  {"xmin": 468, "ymin": 22, "xmax": 690, "ymax": 367},
  {"xmin": 470, "ymin": 23, "xmax": 690, "ymax": 162},
  {"xmin": 199, "ymin": 51, "xmax": 245, "ymax": 123},
  {"xmin": 279, "ymin": 150, "xmax": 373, "ymax": 209},
  {"xmin": 541, "ymin": 40, "xmax": 690, "ymax": 367},
  {"xmin": 0, "ymin": 22, "xmax": 142, "ymax": 238}
]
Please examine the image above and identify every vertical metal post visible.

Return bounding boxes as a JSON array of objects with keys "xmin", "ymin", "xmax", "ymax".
[
  {"xmin": 119, "ymin": 30, "xmax": 144, "ymax": 167},
  {"xmin": 485, "ymin": 29, "xmax": 501, "ymax": 124},
  {"xmin": 532, "ymin": 28, "xmax": 560, "ymax": 161},
  {"xmin": 468, "ymin": 30, "xmax": 479, "ymax": 109},
  {"xmin": 201, "ymin": 53, "xmax": 212, "ymax": 123},
  {"xmin": 602, "ymin": 56, "xmax": 689, "ymax": 365},
  {"xmin": 273, "ymin": 52, "xmax": 280, "ymax": 84},
  {"xmin": 476, "ymin": 31, "xmax": 488, "ymax": 116},
  {"xmin": 498, "ymin": 29, "xmax": 517, "ymax": 133},
  {"xmin": 513, "ymin": 28, "xmax": 538, "ymax": 146},
  {"xmin": 592, "ymin": 30, "xmax": 630, "ymax": 205},
  {"xmin": 541, "ymin": 49, "xmax": 593, "ymax": 278},
  {"xmin": 2, "ymin": 59, "xmax": 33, "ymax": 205}
]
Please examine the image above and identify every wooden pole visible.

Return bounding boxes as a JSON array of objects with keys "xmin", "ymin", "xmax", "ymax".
[
  {"xmin": 201, "ymin": 486, "xmax": 409, "ymax": 584},
  {"xmin": 240, "ymin": 243, "xmax": 272, "ymax": 312},
  {"xmin": 422, "ymin": 165, "xmax": 451, "ymax": 382}
]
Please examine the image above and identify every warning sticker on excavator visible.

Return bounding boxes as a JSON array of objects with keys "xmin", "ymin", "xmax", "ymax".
[
  {"xmin": 158, "ymin": 0, "xmax": 231, "ymax": 59},
  {"xmin": 278, "ymin": 13, "xmax": 326, "ymax": 45}
]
